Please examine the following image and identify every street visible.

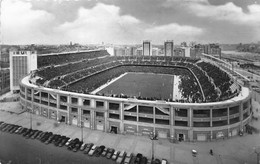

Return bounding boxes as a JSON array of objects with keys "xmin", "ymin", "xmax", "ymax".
[{"xmin": 0, "ymin": 131, "xmax": 115, "ymax": 164}]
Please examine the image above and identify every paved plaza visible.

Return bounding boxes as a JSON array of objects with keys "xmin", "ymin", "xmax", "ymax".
[{"xmin": 0, "ymin": 100, "xmax": 260, "ymax": 164}]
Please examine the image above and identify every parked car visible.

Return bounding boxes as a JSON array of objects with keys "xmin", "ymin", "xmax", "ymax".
[
  {"xmin": 14, "ymin": 127, "xmax": 23, "ymax": 134},
  {"xmin": 41, "ymin": 132, "xmax": 53, "ymax": 142},
  {"xmin": 88, "ymin": 145, "xmax": 98, "ymax": 156},
  {"xmin": 45, "ymin": 134, "xmax": 56, "ymax": 144},
  {"xmin": 73, "ymin": 141, "xmax": 83, "ymax": 152},
  {"xmin": 65, "ymin": 138, "xmax": 73, "ymax": 146},
  {"xmin": 37, "ymin": 132, "xmax": 47, "ymax": 140},
  {"xmin": 112, "ymin": 151, "xmax": 120, "ymax": 160},
  {"xmin": 59, "ymin": 137, "xmax": 70, "ymax": 147},
  {"xmin": 0, "ymin": 123, "xmax": 7, "ymax": 130},
  {"xmin": 31, "ymin": 131, "xmax": 42, "ymax": 139},
  {"xmin": 140, "ymin": 156, "xmax": 147, "ymax": 164},
  {"xmin": 161, "ymin": 159, "xmax": 167, "ymax": 164},
  {"xmin": 106, "ymin": 148, "xmax": 115, "ymax": 159},
  {"xmin": 124, "ymin": 153, "xmax": 134, "ymax": 164},
  {"xmin": 151, "ymin": 159, "xmax": 160, "ymax": 164},
  {"xmin": 84, "ymin": 143, "xmax": 94, "ymax": 154},
  {"xmin": 52, "ymin": 135, "xmax": 61, "ymax": 144},
  {"xmin": 26, "ymin": 130, "xmax": 37, "ymax": 139},
  {"xmin": 134, "ymin": 153, "xmax": 143, "ymax": 164},
  {"xmin": 10, "ymin": 125, "xmax": 20, "ymax": 133},
  {"xmin": 95, "ymin": 145, "xmax": 105, "ymax": 157},
  {"xmin": 68, "ymin": 138, "xmax": 80, "ymax": 150},
  {"xmin": 101, "ymin": 147, "xmax": 108, "ymax": 157},
  {"xmin": 80, "ymin": 143, "xmax": 87, "ymax": 151},
  {"xmin": 19, "ymin": 128, "xmax": 28, "ymax": 135},
  {"xmin": 116, "ymin": 150, "xmax": 126, "ymax": 164},
  {"xmin": 54, "ymin": 136, "xmax": 65, "ymax": 146},
  {"xmin": 23, "ymin": 129, "xmax": 32, "ymax": 137},
  {"xmin": 3, "ymin": 124, "xmax": 12, "ymax": 132}
]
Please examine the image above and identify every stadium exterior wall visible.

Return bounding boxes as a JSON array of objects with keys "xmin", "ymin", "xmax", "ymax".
[{"xmin": 20, "ymin": 75, "xmax": 252, "ymax": 142}]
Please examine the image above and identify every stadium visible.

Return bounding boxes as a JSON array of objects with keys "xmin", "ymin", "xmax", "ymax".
[{"xmin": 19, "ymin": 49, "xmax": 252, "ymax": 142}]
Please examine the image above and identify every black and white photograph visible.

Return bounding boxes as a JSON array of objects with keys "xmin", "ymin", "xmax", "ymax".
[{"xmin": 0, "ymin": 0, "xmax": 260, "ymax": 163}]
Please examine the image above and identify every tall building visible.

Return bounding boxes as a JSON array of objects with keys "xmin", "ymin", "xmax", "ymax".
[
  {"xmin": 164, "ymin": 40, "xmax": 174, "ymax": 57},
  {"xmin": 0, "ymin": 69, "xmax": 10, "ymax": 95},
  {"xmin": 143, "ymin": 40, "xmax": 151, "ymax": 56},
  {"xmin": 136, "ymin": 48, "xmax": 143, "ymax": 56},
  {"xmin": 10, "ymin": 50, "xmax": 37, "ymax": 93}
]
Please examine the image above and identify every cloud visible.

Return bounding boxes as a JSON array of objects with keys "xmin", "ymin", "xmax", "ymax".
[
  {"xmin": 55, "ymin": 3, "xmax": 204, "ymax": 44},
  {"xmin": 1, "ymin": 1, "xmax": 204, "ymax": 44},
  {"xmin": 2, "ymin": 0, "xmax": 56, "ymax": 44},
  {"xmin": 187, "ymin": 1, "xmax": 260, "ymax": 25}
]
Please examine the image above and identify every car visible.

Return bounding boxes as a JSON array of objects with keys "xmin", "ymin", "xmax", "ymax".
[
  {"xmin": 140, "ymin": 156, "xmax": 147, "ymax": 164},
  {"xmin": 101, "ymin": 147, "xmax": 108, "ymax": 157},
  {"xmin": 67, "ymin": 138, "xmax": 80, "ymax": 150},
  {"xmin": 54, "ymin": 136, "xmax": 65, "ymax": 146},
  {"xmin": 151, "ymin": 159, "xmax": 160, "ymax": 164},
  {"xmin": 124, "ymin": 153, "xmax": 134, "ymax": 164},
  {"xmin": 134, "ymin": 153, "xmax": 143, "ymax": 164},
  {"xmin": 80, "ymin": 143, "xmax": 87, "ymax": 151},
  {"xmin": 19, "ymin": 128, "xmax": 28, "ymax": 135},
  {"xmin": 161, "ymin": 159, "xmax": 167, "ymax": 164},
  {"xmin": 116, "ymin": 150, "xmax": 126, "ymax": 164},
  {"xmin": 112, "ymin": 151, "xmax": 120, "ymax": 160},
  {"xmin": 0, "ymin": 123, "xmax": 7, "ymax": 130},
  {"xmin": 59, "ymin": 137, "xmax": 70, "ymax": 147},
  {"xmin": 31, "ymin": 130, "xmax": 42, "ymax": 139},
  {"xmin": 45, "ymin": 134, "xmax": 56, "ymax": 144},
  {"xmin": 41, "ymin": 132, "xmax": 53, "ymax": 142},
  {"xmin": 3, "ymin": 124, "xmax": 12, "ymax": 132},
  {"xmin": 0, "ymin": 121, "xmax": 4, "ymax": 125},
  {"xmin": 9, "ymin": 125, "xmax": 20, "ymax": 133},
  {"xmin": 23, "ymin": 129, "xmax": 32, "ymax": 137},
  {"xmin": 52, "ymin": 135, "xmax": 61, "ymax": 144},
  {"xmin": 88, "ymin": 145, "xmax": 98, "ymax": 156},
  {"xmin": 106, "ymin": 148, "xmax": 115, "ymax": 159},
  {"xmin": 84, "ymin": 143, "xmax": 94, "ymax": 154},
  {"xmin": 65, "ymin": 138, "xmax": 73, "ymax": 146},
  {"xmin": 26, "ymin": 130, "xmax": 37, "ymax": 139},
  {"xmin": 73, "ymin": 141, "xmax": 83, "ymax": 152},
  {"xmin": 37, "ymin": 132, "xmax": 47, "ymax": 140},
  {"xmin": 95, "ymin": 145, "xmax": 105, "ymax": 157},
  {"xmin": 14, "ymin": 127, "xmax": 23, "ymax": 134}
]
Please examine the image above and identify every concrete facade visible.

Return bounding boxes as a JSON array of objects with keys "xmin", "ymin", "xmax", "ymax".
[{"xmin": 20, "ymin": 75, "xmax": 252, "ymax": 142}]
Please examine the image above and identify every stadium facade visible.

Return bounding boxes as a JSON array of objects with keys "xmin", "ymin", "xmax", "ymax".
[{"xmin": 19, "ymin": 49, "xmax": 252, "ymax": 142}]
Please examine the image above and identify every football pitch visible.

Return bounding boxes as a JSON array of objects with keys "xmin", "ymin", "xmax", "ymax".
[{"xmin": 97, "ymin": 72, "xmax": 174, "ymax": 100}]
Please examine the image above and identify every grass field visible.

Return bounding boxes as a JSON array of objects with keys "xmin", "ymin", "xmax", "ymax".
[{"xmin": 97, "ymin": 72, "xmax": 174, "ymax": 100}]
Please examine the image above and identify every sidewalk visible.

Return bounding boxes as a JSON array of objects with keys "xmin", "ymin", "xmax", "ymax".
[{"xmin": 1, "ymin": 101, "xmax": 260, "ymax": 164}]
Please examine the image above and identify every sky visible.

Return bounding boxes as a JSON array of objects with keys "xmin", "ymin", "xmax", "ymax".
[{"xmin": 1, "ymin": 0, "xmax": 260, "ymax": 45}]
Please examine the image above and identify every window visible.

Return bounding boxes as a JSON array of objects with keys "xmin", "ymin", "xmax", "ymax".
[
  {"xmin": 96, "ymin": 101, "xmax": 104, "ymax": 108},
  {"xmin": 71, "ymin": 107, "xmax": 78, "ymax": 113},
  {"xmin": 71, "ymin": 97, "xmax": 78, "ymax": 104},
  {"xmin": 139, "ymin": 106, "xmax": 153, "ymax": 114},
  {"xmin": 193, "ymin": 110, "xmax": 210, "ymax": 118},
  {"xmin": 175, "ymin": 109, "xmax": 188, "ymax": 117},
  {"xmin": 83, "ymin": 99, "xmax": 90, "ymax": 106},
  {"xmin": 109, "ymin": 103, "xmax": 120, "ymax": 110},
  {"xmin": 229, "ymin": 106, "xmax": 239, "ymax": 115},
  {"xmin": 60, "ymin": 95, "xmax": 67, "ymax": 103},
  {"xmin": 96, "ymin": 112, "xmax": 104, "ymax": 117}
]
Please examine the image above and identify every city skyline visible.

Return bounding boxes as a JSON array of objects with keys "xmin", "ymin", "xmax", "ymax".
[{"xmin": 1, "ymin": 0, "xmax": 260, "ymax": 45}]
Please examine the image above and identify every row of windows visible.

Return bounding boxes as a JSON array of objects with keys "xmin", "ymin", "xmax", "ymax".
[{"xmin": 23, "ymin": 91, "xmax": 247, "ymax": 118}]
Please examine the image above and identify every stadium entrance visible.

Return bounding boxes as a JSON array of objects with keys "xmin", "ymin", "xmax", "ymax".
[
  {"xmin": 178, "ymin": 133, "xmax": 185, "ymax": 142},
  {"xmin": 110, "ymin": 126, "xmax": 118, "ymax": 134}
]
